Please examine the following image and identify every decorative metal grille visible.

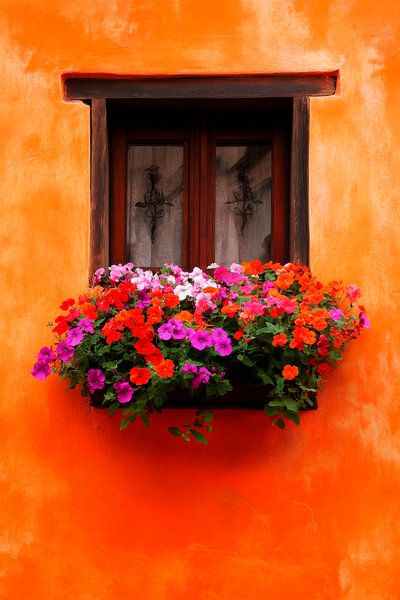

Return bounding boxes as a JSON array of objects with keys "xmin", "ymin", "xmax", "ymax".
[
  {"xmin": 135, "ymin": 164, "xmax": 173, "ymax": 243},
  {"xmin": 225, "ymin": 164, "xmax": 263, "ymax": 235}
]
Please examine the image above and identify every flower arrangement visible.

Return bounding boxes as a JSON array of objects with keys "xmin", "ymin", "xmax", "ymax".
[{"xmin": 32, "ymin": 260, "xmax": 369, "ymax": 444}]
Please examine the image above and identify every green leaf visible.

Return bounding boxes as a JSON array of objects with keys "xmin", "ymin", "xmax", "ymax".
[
  {"xmin": 238, "ymin": 354, "xmax": 254, "ymax": 367},
  {"xmin": 283, "ymin": 398, "xmax": 298, "ymax": 412},
  {"xmin": 202, "ymin": 411, "xmax": 214, "ymax": 423},
  {"xmin": 287, "ymin": 412, "xmax": 300, "ymax": 426},
  {"xmin": 276, "ymin": 419, "xmax": 286, "ymax": 429},
  {"xmin": 120, "ymin": 415, "xmax": 136, "ymax": 430},
  {"xmin": 141, "ymin": 413, "xmax": 151, "ymax": 427},
  {"xmin": 102, "ymin": 360, "xmax": 119, "ymax": 369},
  {"xmin": 264, "ymin": 404, "xmax": 277, "ymax": 416},
  {"xmin": 188, "ymin": 430, "xmax": 208, "ymax": 445},
  {"xmin": 258, "ymin": 370, "xmax": 273, "ymax": 385},
  {"xmin": 276, "ymin": 377, "xmax": 285, "ymax": 392},
  {"xmin": 168, "ymin": 426, "xmax": 184, "ymax": 437},
  {"xmin": 205, "ymin": 425, "xmax": 213, "ymax": 432},
  {"xmin": 107, "ymin": 401, "xmax": 120, "ymax": 415},
  {"xmin": 268, "ymin": 399, "xmax": 284, "ymax": 407}
]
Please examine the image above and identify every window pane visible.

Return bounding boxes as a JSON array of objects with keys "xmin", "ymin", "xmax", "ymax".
[
  {"xmin": 127, "ymin": 145, "xmax": 183, "ymax": 267},
  {"xmin": 215, "ymin": 144, "xmax": 272, "ymax": 265}
]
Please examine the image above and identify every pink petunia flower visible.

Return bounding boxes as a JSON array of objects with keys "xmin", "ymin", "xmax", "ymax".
[
  {"xmin": 214, "ymin": 338, "xmax": 233, "ymax": 356},
  {"xmin": 188, "ymin": 330, "xmax": 212, "ymax": 351},
  {"xmin": 57, "ymin": 341, "xmax": 75, "ymax": 363},
  {"xmin": 113, "ymin": 381, "xmax": 134, "ymax": 404},
  {"xmin": 87, "ymin": 369, "xmax": 106, "ymax": 394},
  {"xmin": 66, "ymin": 327, "xmax": 84, "ymax": 347},
  {"xmin": 360, "ymin": 312, "xmax": 371, "ymax": 329},
  {"xmin": 37, "ymin": 346, "xmax": 55, "ymax": 363},
  {"xmin": 329, "ymin": 308, "xmax": 344, "ymax": 321},
  {"xmin": 31, "ymin": 360, "xmax": 52, "ymax": 380},
  {"xmin": 157, "ymin": 322, "xmax": 174, "ymax": 340},
  {"xmin": 211, "ymin": 328, "xmax": 229, "ymax": 343},
  {"xmin": 77, "ymin": 318, "xmax": 94, "ymax": 334}
]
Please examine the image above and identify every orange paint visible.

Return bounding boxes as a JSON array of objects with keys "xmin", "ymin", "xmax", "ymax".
[{"xmin": 1, "ymin": 1, "xmax": 399, "ymax": 598}]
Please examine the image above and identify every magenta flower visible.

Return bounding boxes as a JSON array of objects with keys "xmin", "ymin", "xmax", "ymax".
[
  {"xmin": 214, "ymin": 338, "xmax": 233, "ymax": 356},
  {"xmin": 214, "ymin": 266, "xmax": 244, "ymax": 286},
  {"xmin": 191, "ymin": 367, "xmax": 212, "ymax": 389},
  {"xmin": 169, "ymin": 319, "xmax": 187, "ymax": 340},
  {"xmin": 189, "ymin": 330, "xmax": 212, "ymax": 351},
  {"xmin": 182, "ymin": 363, "xmax": 198, "ymax": 375},
  {"xmin": 92, "ymin": 267, "xmax": 105, "ymax": 285},
  {"xmin": 158, "ymin": 322, "xmax": 174, "ymax": 340},
  {"xmin": 66, "ymin": 327, "xmax": 84, "ymax": 347},
  {"xmin": 261, "ymin": 281, "xmax": 274, "ymax": 296},
  {"xmin": 329, "ymin": 308, "xmax": 344, "ymax": 321},
  {"xmin": 113, "ymin": 381, "xmax": 134, "ymax": 404},
  {"xmin": 31, "ymin": 360, "xmax": 52, "ymax": 380},
  {"xmin": 360, "ymin": 312, "xmax": 371, "ymax": 329},
  {"xmin": 37, "ymin": 346, "xmax": 55, "ymax": 363},
  {"xmin": 87, "ymin": 369, "xmax": 106, "ymax": 394},
  {"xmin": 77, "ymin": 318, "xmax": 94, "ymax": 334},
  {"xmin": 211, "ymin": 328, "xmax": 229, "ymax": 344},
  {"xmin": 57, "ymin": 341, "xmax": 74, "ymax": 363}
]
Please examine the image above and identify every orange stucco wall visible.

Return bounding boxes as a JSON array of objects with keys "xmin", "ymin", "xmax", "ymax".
[{"xmin": 1, "ymin": 1, "xmax": 399, "ymax": 598}]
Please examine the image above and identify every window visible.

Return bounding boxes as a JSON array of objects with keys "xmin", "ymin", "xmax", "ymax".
[
  {"xmin": 64, "ymin": 73, "xmax": 337, "ymax": 273},
  {"xmin": 109, "ymin": 102, "xmax": 291, "ymax": 270}
]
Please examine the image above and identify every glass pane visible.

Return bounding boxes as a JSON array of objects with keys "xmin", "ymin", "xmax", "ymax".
[
  {"xmin": 127, "ymin": 145, "xmax": 183, "ymax": 266},
  {"xmin": 215, "ymin": 144, "xmax": 272, "ymax": 265}
]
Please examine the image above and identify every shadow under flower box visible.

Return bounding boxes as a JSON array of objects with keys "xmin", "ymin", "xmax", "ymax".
[{"xmin": 89, "ymin": 383, "xmax": 318, "ymax": 411}]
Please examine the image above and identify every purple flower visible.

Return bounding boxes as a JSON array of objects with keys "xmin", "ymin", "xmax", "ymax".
[
  {"xmin": 31, "ymin": 360, "xmax": 52, "ymax": 380},
  {"xmin": 211, "ymin": 328, "xmax": 229, "ymax": 344},
  {"xmin": 182, "ymin": 363, "xmax": 198, "ymax": 375},
  {"xmin": 113, "ymin": 381, "xmax": 134, "ymax": 404},
  {"xmin": 57, "ymin": 341, "xmax": 75, "ymax": 363},
  {"xmin": 92, "ymin": 267, "xmax": 105, "ymax": 285},
  {"xmin": 214, "ymin": 338, "xmax": 233, "ymax": 356},
  {"xmin": 191, "ymin": 367, "xmax": 212, "ymax": 389},
  {"xmin": 189, "ymin": 330, "xmax": 212, "ymax": 351},
  {"xmin": 360, "ymin": 312, "xmax": 371, "ymax": 329},
  {"xmin": 136, "ymin": 290, "xmax": 151, "ymax": 308},
  {"xmin": 77, "ymin": 318, "xmax": 94, "ymax": 334},
  {"xmin": 329, "ymin": 308, "xmax": 344, "ymax": 321},
  {"xmin": 87, "ymin": 369, "xmax": 106, "ymax": 394},
  {"xmin": 37, "ymin": 346, "xmax": 55, "ymax": 363},
  {"xmin": 198, "ymin": 366, "xmax": 211, "ymax": 382},
  {"xmin": 66, "ymin": 327, "xmax": 84, "ymax": 347},
  {"xmin": 158, "ymin": 322, "xmax": 174, "ymax": 340},
  {"xmin": 169, "ymin": 319, "xmax": 187, "ymax": 340}
]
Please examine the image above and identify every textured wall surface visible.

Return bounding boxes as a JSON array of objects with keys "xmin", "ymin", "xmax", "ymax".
[{"xmin": 0, "ymin": 1, "xmax": 399, "ymax": 598}]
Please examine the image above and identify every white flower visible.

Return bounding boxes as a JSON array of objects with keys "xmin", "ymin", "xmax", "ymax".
[{"xmin": 173, "ymin": 284, "xmax": 194, "ymax": 301}]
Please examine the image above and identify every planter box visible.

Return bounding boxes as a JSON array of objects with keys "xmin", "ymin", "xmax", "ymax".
[{"xmin": 89, "ymin": 384, "xmax": 318, "ymax": 411}]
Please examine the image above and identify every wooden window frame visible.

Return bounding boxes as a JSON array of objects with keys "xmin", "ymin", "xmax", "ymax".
[{"xmin": 63, "ymin": 73, "xmax": 338, "ymax": 275}]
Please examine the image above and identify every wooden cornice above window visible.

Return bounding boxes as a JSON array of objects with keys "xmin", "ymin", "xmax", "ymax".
[{"xmin": 63, "ymin": 72, "xmax": 338, "ymax": 101}]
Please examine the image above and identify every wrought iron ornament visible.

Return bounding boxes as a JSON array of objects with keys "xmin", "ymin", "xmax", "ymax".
[
  {"xmin": 135, "ymin": 164, "xmax": 173, "ymax": 243},
  {"xmin": 225, "ymin": 164, "xmax": 262, "ymax": 235}
]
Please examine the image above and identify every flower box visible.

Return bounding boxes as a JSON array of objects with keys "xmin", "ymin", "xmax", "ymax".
[{"xmin": 32, "ymin": 260, "xmax": 368, "ymax": 443}]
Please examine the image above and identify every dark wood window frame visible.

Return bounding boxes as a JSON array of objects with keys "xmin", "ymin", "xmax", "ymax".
[{"xmin": 63, "ymin": 73, "xmax": 338, "ymax": 275}]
